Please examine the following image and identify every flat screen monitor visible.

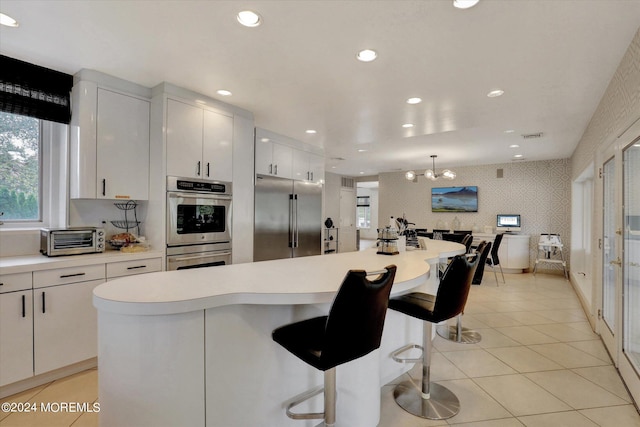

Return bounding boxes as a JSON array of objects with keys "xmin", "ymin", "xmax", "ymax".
[{"xmin": 496, "ymin": 214, "xmax": 521, "ymax": 231}]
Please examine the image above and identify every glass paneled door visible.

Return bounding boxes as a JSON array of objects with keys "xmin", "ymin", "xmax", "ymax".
[
  {"xmin": 622, "ymin": 138, "xmax": 640, "ymax": 390},
  {"xmin": 600, "ymin": 156, "xmax": 618, "ymax": 358}
]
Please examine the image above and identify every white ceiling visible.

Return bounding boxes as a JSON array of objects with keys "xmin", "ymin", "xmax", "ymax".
[{"xmin": 2, "ymin": 1, "xmax": 639, "ymax": 176}]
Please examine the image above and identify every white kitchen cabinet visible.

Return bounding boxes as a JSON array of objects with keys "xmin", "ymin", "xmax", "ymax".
[
  {"xmin": 106, "ymin": 257, "xmax": 162, "ymax": 279},
  {"xmin": 292, "ymin": 150, "xmax": 324, "ymax": 183},
  {"xmin": 166, "ymin": 99, "xmax": 233, "ymax": 181},
  {"xmin": 70, "ymin": 81, "xmax": 150, "ymax": 200},
  {"xmin": 33, "ymin": 279, "xmax": 104, "ymax": 375},
  {"xmin": 0, "ymin": 272, "xmax": 33, "ymax": 387},
  {"xmin": 32, "ymin": 264, "xmax": 106, "ymax": 375},
  {"xmin": 255, "ymin": 138, "xmax": 293, "ymax": 179},
  {"xmin": 203, "ymin": 109, "xmax": 233, "ymax": 182}
]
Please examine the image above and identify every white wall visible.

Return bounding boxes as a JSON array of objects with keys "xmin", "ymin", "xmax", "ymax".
[{"xmin": 378, "ymin": 159, "xmax": 572, "ymax": 271}]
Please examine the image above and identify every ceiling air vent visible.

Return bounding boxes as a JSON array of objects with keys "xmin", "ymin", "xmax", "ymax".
[{"xmin": 522, "ymin": 132, "xmax": 543, "ymax": 139}]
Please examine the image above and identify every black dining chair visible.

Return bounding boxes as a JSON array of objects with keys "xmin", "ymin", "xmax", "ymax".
[
  {"xmin": 272, "ymin": 265, "xmax": 397, "ymax": 426},
  {"xmin": 487, "ymin": 233, "xmax": 505, "ymax": 285}
]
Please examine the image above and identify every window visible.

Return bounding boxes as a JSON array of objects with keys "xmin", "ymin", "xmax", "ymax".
[
  {"xmin": 0, "ymin": 111, "xmax": 41, "ymax": 221},
  {"xmin": 357, "ymin": 196, "xmax": 370, "ymax": 229}
]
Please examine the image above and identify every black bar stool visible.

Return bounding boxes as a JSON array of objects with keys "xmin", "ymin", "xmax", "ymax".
[
  {"xmin": 388, "ymin": 248, "xmax": 483, "ymax": 420},
  {"xmin": 272, "ymin": 265, "xmax": 397, "ymax": 427},
  {"xmin": 437, "ymin": 241, "xmax": 491, "ymax": 344}
]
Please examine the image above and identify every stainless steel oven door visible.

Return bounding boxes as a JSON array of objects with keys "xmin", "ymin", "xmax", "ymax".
[
  {"xmin": 166, "ymin": 244, "xmax": 232, "ymax": 271},
  {"xmin": 167, "ymin": 191, "xmax": 231, "ymax": 246}
]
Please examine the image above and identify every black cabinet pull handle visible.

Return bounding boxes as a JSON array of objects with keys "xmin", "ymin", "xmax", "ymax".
[
  {"xmin": 197, "ymin": 161, "xmax": 201, "ymax": 176},
  {"xmin": 102, "ymin": 179, "xmax": 106, "ymax": 196},
  {"xmin": 42, "ymin": 292, "xmax": 46, "ymax": 314},
  {"xmin": 207, "ymin": 162, "xmax": 210, "ymax": 177},
  {"xmin": 22, "ymin": 294, "xmax": 26, "ymax": 318},
  {"xmin": 127, "ymin": 265, "xmax": 146, "ymax": 270},
  {"xmin": 60, "ymin": 272, "xmax": 86, "ymax": 279}
]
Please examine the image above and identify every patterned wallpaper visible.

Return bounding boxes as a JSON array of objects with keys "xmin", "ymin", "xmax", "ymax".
[
  {"xmin": 378, "ymin": 158, "xmax": 572, "ymax": 271},
  {"xmin": 572, "ymin": 27, "xmax": 640, "ymax": 178}
]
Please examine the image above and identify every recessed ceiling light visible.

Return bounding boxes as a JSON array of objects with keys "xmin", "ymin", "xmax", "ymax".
[
  {"xmin": 359, "ymin": 172, "xmax": 365, "ymax": 175},
  {"xmin": 487, "ymin": 89, "xmax": 504, "ymax": 98},
  {"xmin": 402, "ymin": 123, "xmax": 414, "ymax": 128},
  {"xmin": 357, "ymin": 149, "xmax": 368, "ymax": 152},
  {"xmin": 453, "ymin": 0, "xmax": 480, "ymax": 9},
  {"xmin": 509, "ymin": 144, "xmax": 520, "ymax": 148},
  {"xmin": 0, "ymin": 13, "xmax": 19, "ymax": 27},
  {"xmin": 260, "ymin": 138, "xmax": 270, "ymax": 142},
  {"xmin": 217, "ymin": 89, "xmax": 232, "ymax": 96},
  {"xmin": 356, "ymin": 49, "xmax": 377, "ymax": 62},
  {"xmin": 406, "ymin": 97, "xmax": 422, "ymax": 105},
  {"xmin": 305, "ymin": 129, "xmax": 317, "ymax": 134},
  {"xmin": 504, "ymin": 129, "xmax": 515, "ymax": 134},
  {"xmin": 513, "ymin": 154, "xmax": 524, "ymax": 158},
  {"xmin": 237, "ymin": 10, "xmax": 261, "ymax": 27}
]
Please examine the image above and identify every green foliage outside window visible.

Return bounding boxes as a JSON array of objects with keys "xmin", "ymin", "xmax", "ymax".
[{"xmin": 0, "ymin": 111, "xmax": 40, "ymax": 220}]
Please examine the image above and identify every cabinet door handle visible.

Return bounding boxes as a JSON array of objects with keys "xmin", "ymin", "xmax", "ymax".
[
  {"xmin": 102, "ymin": 179, "xmax": 106, "ymax": 196},
  {"xmin": 307, "ymin": 171, "xmax": 310, "ymax": 180},
  {"xmin": 206, "ymin": 162, "xmax": 210, "ymax": 177},
  {"xmin": 126, "ymin": 265, "xmax": 147, "ymax": 270},
  {"xmin": 311, "ymin": 172, "xmax": 314, "ymax": 181},
  {"xmin": 197, "ymin": 161, "xmax": 201, "ymax": 176},
  {"xmin": 269, "ymin": 164, "xmax": 273, "ymax": 174},
  {"xmin": 60, "ymin": 272, "xmax": 86, "ymax": 279},
  {"xmin": 274, "ymin": 164, "xmax": 278, "ymax": 175},
  {"xmin": 42, "ymin": 292, "xmax": 46, "ymax": 314},
  {"xmin": 22, "ymin": 294, "xmax": 26, "ymax": 318}
]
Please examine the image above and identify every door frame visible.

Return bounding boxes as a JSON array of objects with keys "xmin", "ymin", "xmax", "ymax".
[{"xmin": 595, "ymin": 117, "xmax": 640, "ymax": 404}]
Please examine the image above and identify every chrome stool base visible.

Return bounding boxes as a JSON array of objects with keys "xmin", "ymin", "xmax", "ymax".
[
  {"xmin": 393, "ymin": 380, "xmax": 460, "ymax": 420},
  {"xmin": 437, "ymin": 324, "xmax": 482, "ymax": 344}
]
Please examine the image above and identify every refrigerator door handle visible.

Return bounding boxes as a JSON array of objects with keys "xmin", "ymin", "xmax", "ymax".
[
  {"xmin": 289, "ymin": 194, "xmax": 294, "ymax": 248},
  {"xmin": 294, "ymin": 194, "xmax": 299, "ymax": 248}
]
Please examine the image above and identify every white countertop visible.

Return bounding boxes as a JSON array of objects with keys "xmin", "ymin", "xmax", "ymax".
[
  {"xmin": 0, "ymin": 250, "xmax": 164, "ymax": 275},
  {"xmin": 93, "ymin": 240, "xmax": 465, "ymax": 316}
]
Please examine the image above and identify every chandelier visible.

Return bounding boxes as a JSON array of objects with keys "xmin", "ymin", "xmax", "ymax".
[{"xmin": 405, "ymin": 155, "xmax": 456, "ymax": 181}]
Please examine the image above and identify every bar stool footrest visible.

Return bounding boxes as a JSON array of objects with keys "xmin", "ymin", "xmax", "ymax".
[
  {"xmin": 285, "ymin": 385, "xmax": 325, "ymax": 420},
  {"xmin": 391, "ymin": 343, "xmax": 423, "ymax": 363}
]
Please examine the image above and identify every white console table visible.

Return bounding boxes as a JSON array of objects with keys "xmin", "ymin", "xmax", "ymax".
[{"xmin": 472, "ymin": 233, "xmax": 531, "ymax": 273}]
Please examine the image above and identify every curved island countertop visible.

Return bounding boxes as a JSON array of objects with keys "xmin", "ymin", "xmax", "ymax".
[
  {"xmin": 93, "ymin": 240, "xmax": 465, "ymax": 427},
  {"xmin": 93, "ymin": 240, "xmax": 465, "ymax": 316}
]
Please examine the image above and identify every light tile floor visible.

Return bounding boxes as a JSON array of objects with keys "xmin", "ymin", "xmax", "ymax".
[{"xmin": 1, "ymin": 272, "xmax": 639, "ymax": 426}]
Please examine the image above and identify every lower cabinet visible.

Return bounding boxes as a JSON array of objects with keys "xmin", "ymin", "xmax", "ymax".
[
  {"xmin": 0, "ymin": 290, "xmax": 33, "ymax": 387},
  {"xmin": 33, "ymin": 279, "xmax": 104, "ymax": 375},
  {"xmin": 0, "ymin": 256, "xmax": 162, "ymax": 389}
]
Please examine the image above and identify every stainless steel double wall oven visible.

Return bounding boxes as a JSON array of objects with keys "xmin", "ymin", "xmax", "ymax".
[{"xmin": 166, "ymin": 176, "xmax": 232, "ymax": 270}]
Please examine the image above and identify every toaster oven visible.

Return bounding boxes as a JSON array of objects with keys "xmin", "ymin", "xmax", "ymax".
[{"xmin": 40, "ymin": 227, "xmax": 106, "ymax": 256}]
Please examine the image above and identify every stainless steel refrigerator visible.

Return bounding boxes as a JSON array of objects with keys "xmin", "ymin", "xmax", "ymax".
[{"xmin": 254, "ymin": 174, "xmax": 322, "ymax": 261}]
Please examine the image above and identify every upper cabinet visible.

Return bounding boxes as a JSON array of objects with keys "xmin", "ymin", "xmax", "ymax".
[
  {"xmin": 255, "ymin": 137, "xmax": 293, "ymax": 179},
  {"xmin": 166, "ymin": 99, "xmax": 233, "ymax": 181},
  {"xmin": 70, "ymin": 81, "xmax": 150, "ymax": 200},
  {"xmin": 293, "ymin": 150, "xmax": 324, "ymax": 184},
  {"xmin": 255, "ymin": 128, "xmax": 324, "ymax": 182}
]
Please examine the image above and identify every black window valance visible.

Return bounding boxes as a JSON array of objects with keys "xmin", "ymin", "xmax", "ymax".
[{"xmin": 0, "ymin": 55, "xmax": 73, "ymax": 124}]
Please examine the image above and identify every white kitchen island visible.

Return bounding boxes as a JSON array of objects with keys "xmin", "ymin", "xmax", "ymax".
[{"xmin": 93, "ymin": 240, "xmax": 464, "ymax": 427}]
